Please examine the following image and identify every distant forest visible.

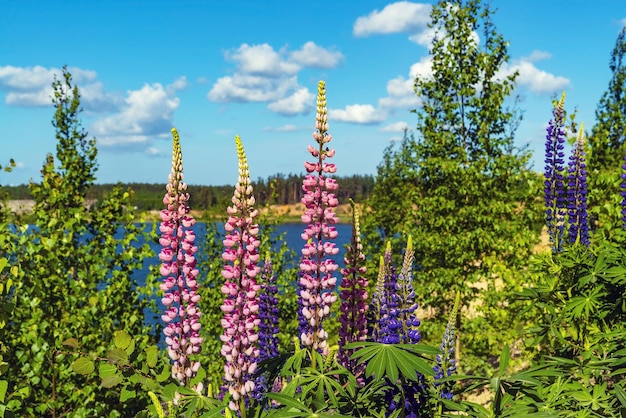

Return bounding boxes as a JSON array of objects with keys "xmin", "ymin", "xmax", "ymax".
[{"xmin": 3, "ymin": 173, "xmax": 376, "ymax": 211}]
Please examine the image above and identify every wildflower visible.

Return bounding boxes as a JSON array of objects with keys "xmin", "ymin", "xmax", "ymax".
[
  {"xmin": 566, "ymin": 124, "xmax": 589, "ymax": 246},
  {"xmin": 397, "ymin": 236, "xmax": 421, "ymax": 344},
  {"xmin": 159, "ymin": 128, "xmax": 202, "ymax": 386},
  {"xmin": 434, "ymin": 293, "xmax": 460, "ymax": 400},
  {"xmin": 544, "ymin": 92, "xmax": 567, "ymax": 252},
  {"xmin": 338, "ymin": 200, "xmax": 368, "ymax": 375},
  {"xmin": 380, "ymin": 249, "xmax": 402, "ymax": 344},
  {"xmin": 621, "ymin": 155, "xmax": 626, "ymax": 228},
  {"xmin": 220, "ymin": 136, "xmax": 261, "ymax": 412},
  {"xmin": 298, "ymin": 81, "xmax": 339, "ymax": 354},
  {"xmin": 257, "ymin": 253, "xmax": 279, "ymax": 361}
]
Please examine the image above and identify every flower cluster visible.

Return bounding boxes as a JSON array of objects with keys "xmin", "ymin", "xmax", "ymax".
[
  {"xmin": 338, "ymin": 200, "xmax": 368, "ymax": 375},
  {"xmin": 544, "ymin": 93, "xmax": 567, "ymax": 252},
  {"xmin": 621, "ymin": 155, "xmax": 626, "ymax": 228},
  {"xmin": 252, "ymin": 254, "xmax": 280, "ymax": 404},
  {"xmin": 566, "ymin": 125, "xmax": 589, "ymax": 246},
  {"xmin": 397, "ymin": 237, "xmax": 421, "ymax": 344},
  {"xmin": 257, "ymin": 254, "xmax": 279, "ymax": 361},
  {"xmin": 298, "ymin": 81, "xmax": 339, "ymax": 353},
  {"xmin": 220, "ymin": 136, "xmax": 261, "ymax": 411},
  {"xmin": 159, "ymin": 128, "xmax": 202, "ymax": 386},
  {"xmin": 375, "ymin": 244, "xmax": 402, "ymax": 344},
  {"xmin": 434, "ymin": 293, "xmax": 460, "ymax": 400}
]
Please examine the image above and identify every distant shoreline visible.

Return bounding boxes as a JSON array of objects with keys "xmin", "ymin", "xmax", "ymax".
[{"xmin": 5, "ymin": 200, "xmax": 356, "ymax": 224}]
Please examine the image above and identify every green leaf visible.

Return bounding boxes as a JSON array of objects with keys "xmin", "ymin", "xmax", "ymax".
[
  {"xmin": 107, "ymin": 347, "xmax": 129, "ymax": 365},
  {"xmin": 265, "ymin": 393, "xmax": 311, "ymax": 412},
  {"xmin": 498, "ymin": 345, "xmax": 510, "ymax": 377},
  {"xmin": 120, "ymin": 387, "xmax": 136, "ymax": 402},
  {"xmin": 72, "ymin": 357, "xmax": 95, "ymax": 375},
  {"xmin": 145, "ymin": 345, "xmax": 158, "ymax": 368},
  {"xmin": 0, "ymin": 379, "xmax": 7, "ymax": 403},
  {"xmin": 99, "ymin": 362, "xmax": 117, "ymax": 378},
  {"xmin": 101, "ymin": 374, "xmax": 122, "ymax": 388},
  {"xmin": 114, "ymin": 330, "xmax": 132, "ymax": 349},
  {"xmin": 62, "ymin": 338, "xmax": 79, "ymax": 349}
]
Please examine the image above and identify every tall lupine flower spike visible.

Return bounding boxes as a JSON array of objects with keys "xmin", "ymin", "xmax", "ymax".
[
  {"xmin": 566, "ymin": 124, "xmax": 589, "ymax": 246},
  {"xmin": 544, "ymin": 92, "xmax": 567, "ymax": 252},
  {"xmin": 159, "ymin": 128, "xmax": 202, "ymax": 387},
  {"xmin": 299, "ymin": 80, "xmax": 339, "ymax": 355},
  {"xmin": 338, "ymin": 200, "xmax": 368, "ymax": 376},
  {"xmin": 252, "ymin": 253, "xmax": 280, "ymax": 403},
  {"xmin": 257, "ymin": 253, "xmax": 279, "ymax": 361},
  {"xmin": 367, "ymin": 250, "xmax": 388, "ymax": 343},
  {"xmin": 397, "ymin": 237, "xmax": 421, "ymax": 344},
  {"xmin": 220, "ymin": 136, "xmax": 261, "ymax": 414},
  {"xmin": 377, "ymin": 244, "xmax": 401, "ymax": 344},
  {"xmin": 622, "ymin": 155, "xmax": 626, "ymax": 228},
  {"xmin": 434, "ymin": 293, "xmax": 460, "ymax": 401}
]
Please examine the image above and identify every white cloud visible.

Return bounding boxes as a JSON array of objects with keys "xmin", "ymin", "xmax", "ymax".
[
  {"xmin": 268, "ymin": 87, "xmax": 314, "ymax": 115},
  {"xmin": 408, "ymin": 27, "xmax": 436, "ymax": 47},
  {"xmin": 208, "ymin": 74, "xmax": 298, "ymax": 103},
  {"xmin": 329, "ymin": 104, "xmax": 386, "ymax": 124},
  {"xmin": 226, "ymin": 43, "xmax": 299, "ymax": 77},
  {"xmin": 621, "ymin": 17, "xmax": 626, "ymax": 28},
  {"xmin": 289, "ymin": 42, "xmax": 344, "ymax": 68},
  {"xmin": 498, "ymin": 52, "xmax": 570, "ymax": 94},
  {"xmin": 522, "ymin": 50, "xmax": 553, "ymax": 63},
  {"xmin": 208, "ymin": 42, "xmax": 343, "ymax": 114},
  {"xmin": 376, "ymin": 60, "xmax": 426, "ymax": 112},
  {"xmin": 0, "ymin": 65, "xmax": 119, "ymax": 111},
  {"xmin": 354, "ymin": 1, "xmax": 431, "ymax": 37},
  {"xmin": 264, "ymin": 124, "xmax": 299, "ymax": 132},
  {"xmin": 91, "ymin": 78, "xmax": 184, "ymax": 147},
  {"xmin": 380, "ymin": 121, "xmax": 410, "ymax": 132}
]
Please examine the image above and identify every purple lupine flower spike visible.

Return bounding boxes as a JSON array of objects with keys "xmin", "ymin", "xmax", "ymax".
[
  {"xmin": 258, "ymin": 253, "xmax": 279, "ymax": 361},
  {"xmin": 299, "ymin": 81, "xmax": 339, "ymax": 354},
  {"xmin": 159, "ymin": 128, "xmax": 203, "ymax": 387},
  {"xmin": 252, "ymin": 253, "xmax": 280, "ymax": 403},
  {"xmin": 544, "ymin": 93, "xmax": 567, "ymax": 252},
  {"xmin": 434, "ymin": 293, "xmax": 460, "ymax": 400},
  {"xmin": 367, "ymin": 253, "xmax": 386, "ymax": 343},
  {"xmin": 378, "ymin": 244, "xmax": 401, "ymax": 344},
  {"xmin": 220, "ymin": 136, "xmax": 261, "ymax": 413},
  {"xmin": 566, "ymin": 124, "xmax": 590, "ymax": 246},
  {"xmin": 621, "ymin": 155, "xmax": 626, "ymax": 228},
  {"xmin": 397, "ymin": 236, "xmax": 421, "ymax": 344},
  {"xmin": 338, "ymin": 200, "xmax": 368, "ymax": 376}
]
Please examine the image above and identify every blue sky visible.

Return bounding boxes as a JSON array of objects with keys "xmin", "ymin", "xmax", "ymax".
[{"xmin": 1, "ymin": 1, "xmax": 624, "ymax": 186}]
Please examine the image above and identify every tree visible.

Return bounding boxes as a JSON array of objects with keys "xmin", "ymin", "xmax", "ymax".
[
  {"xmin": 589, "ymin": 27, "xmax": 626, "ymax": 173},
  {"xmin": 586, "ymin": 27, "xmax": 626, "ymax": 236},
  {"xmin": 363, "ymin": 0, "xmax": 542, "ymax": 372},
  {"xmin": 5, "ymin": 67, "xmax": 157, "ymax": 416}
]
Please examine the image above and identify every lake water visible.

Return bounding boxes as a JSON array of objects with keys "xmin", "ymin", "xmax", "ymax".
[{"xmin": 141, "ymin": 221, "xmax": 354, "ymax": 278}]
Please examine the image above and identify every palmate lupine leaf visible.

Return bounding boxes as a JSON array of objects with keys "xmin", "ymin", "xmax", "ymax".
[{"xmin": 345, "ymin": 342, "xmax": 434, "ymax": 383}]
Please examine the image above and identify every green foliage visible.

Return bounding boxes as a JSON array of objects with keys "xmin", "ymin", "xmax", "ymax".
[
  {"xmin": 3, "ymin": 67, "xmax": 158, "ymax": 416},
  {"xmin": 363, "ymin": 0, "xmax": 543, "ymax": 373},
  {"xmin": 193, "ymin": 206, "xmax": 299, "ymax": 388},
  {"xmin": 588, "ymin": 26, "xmax": 626, "ymax": 174}
]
